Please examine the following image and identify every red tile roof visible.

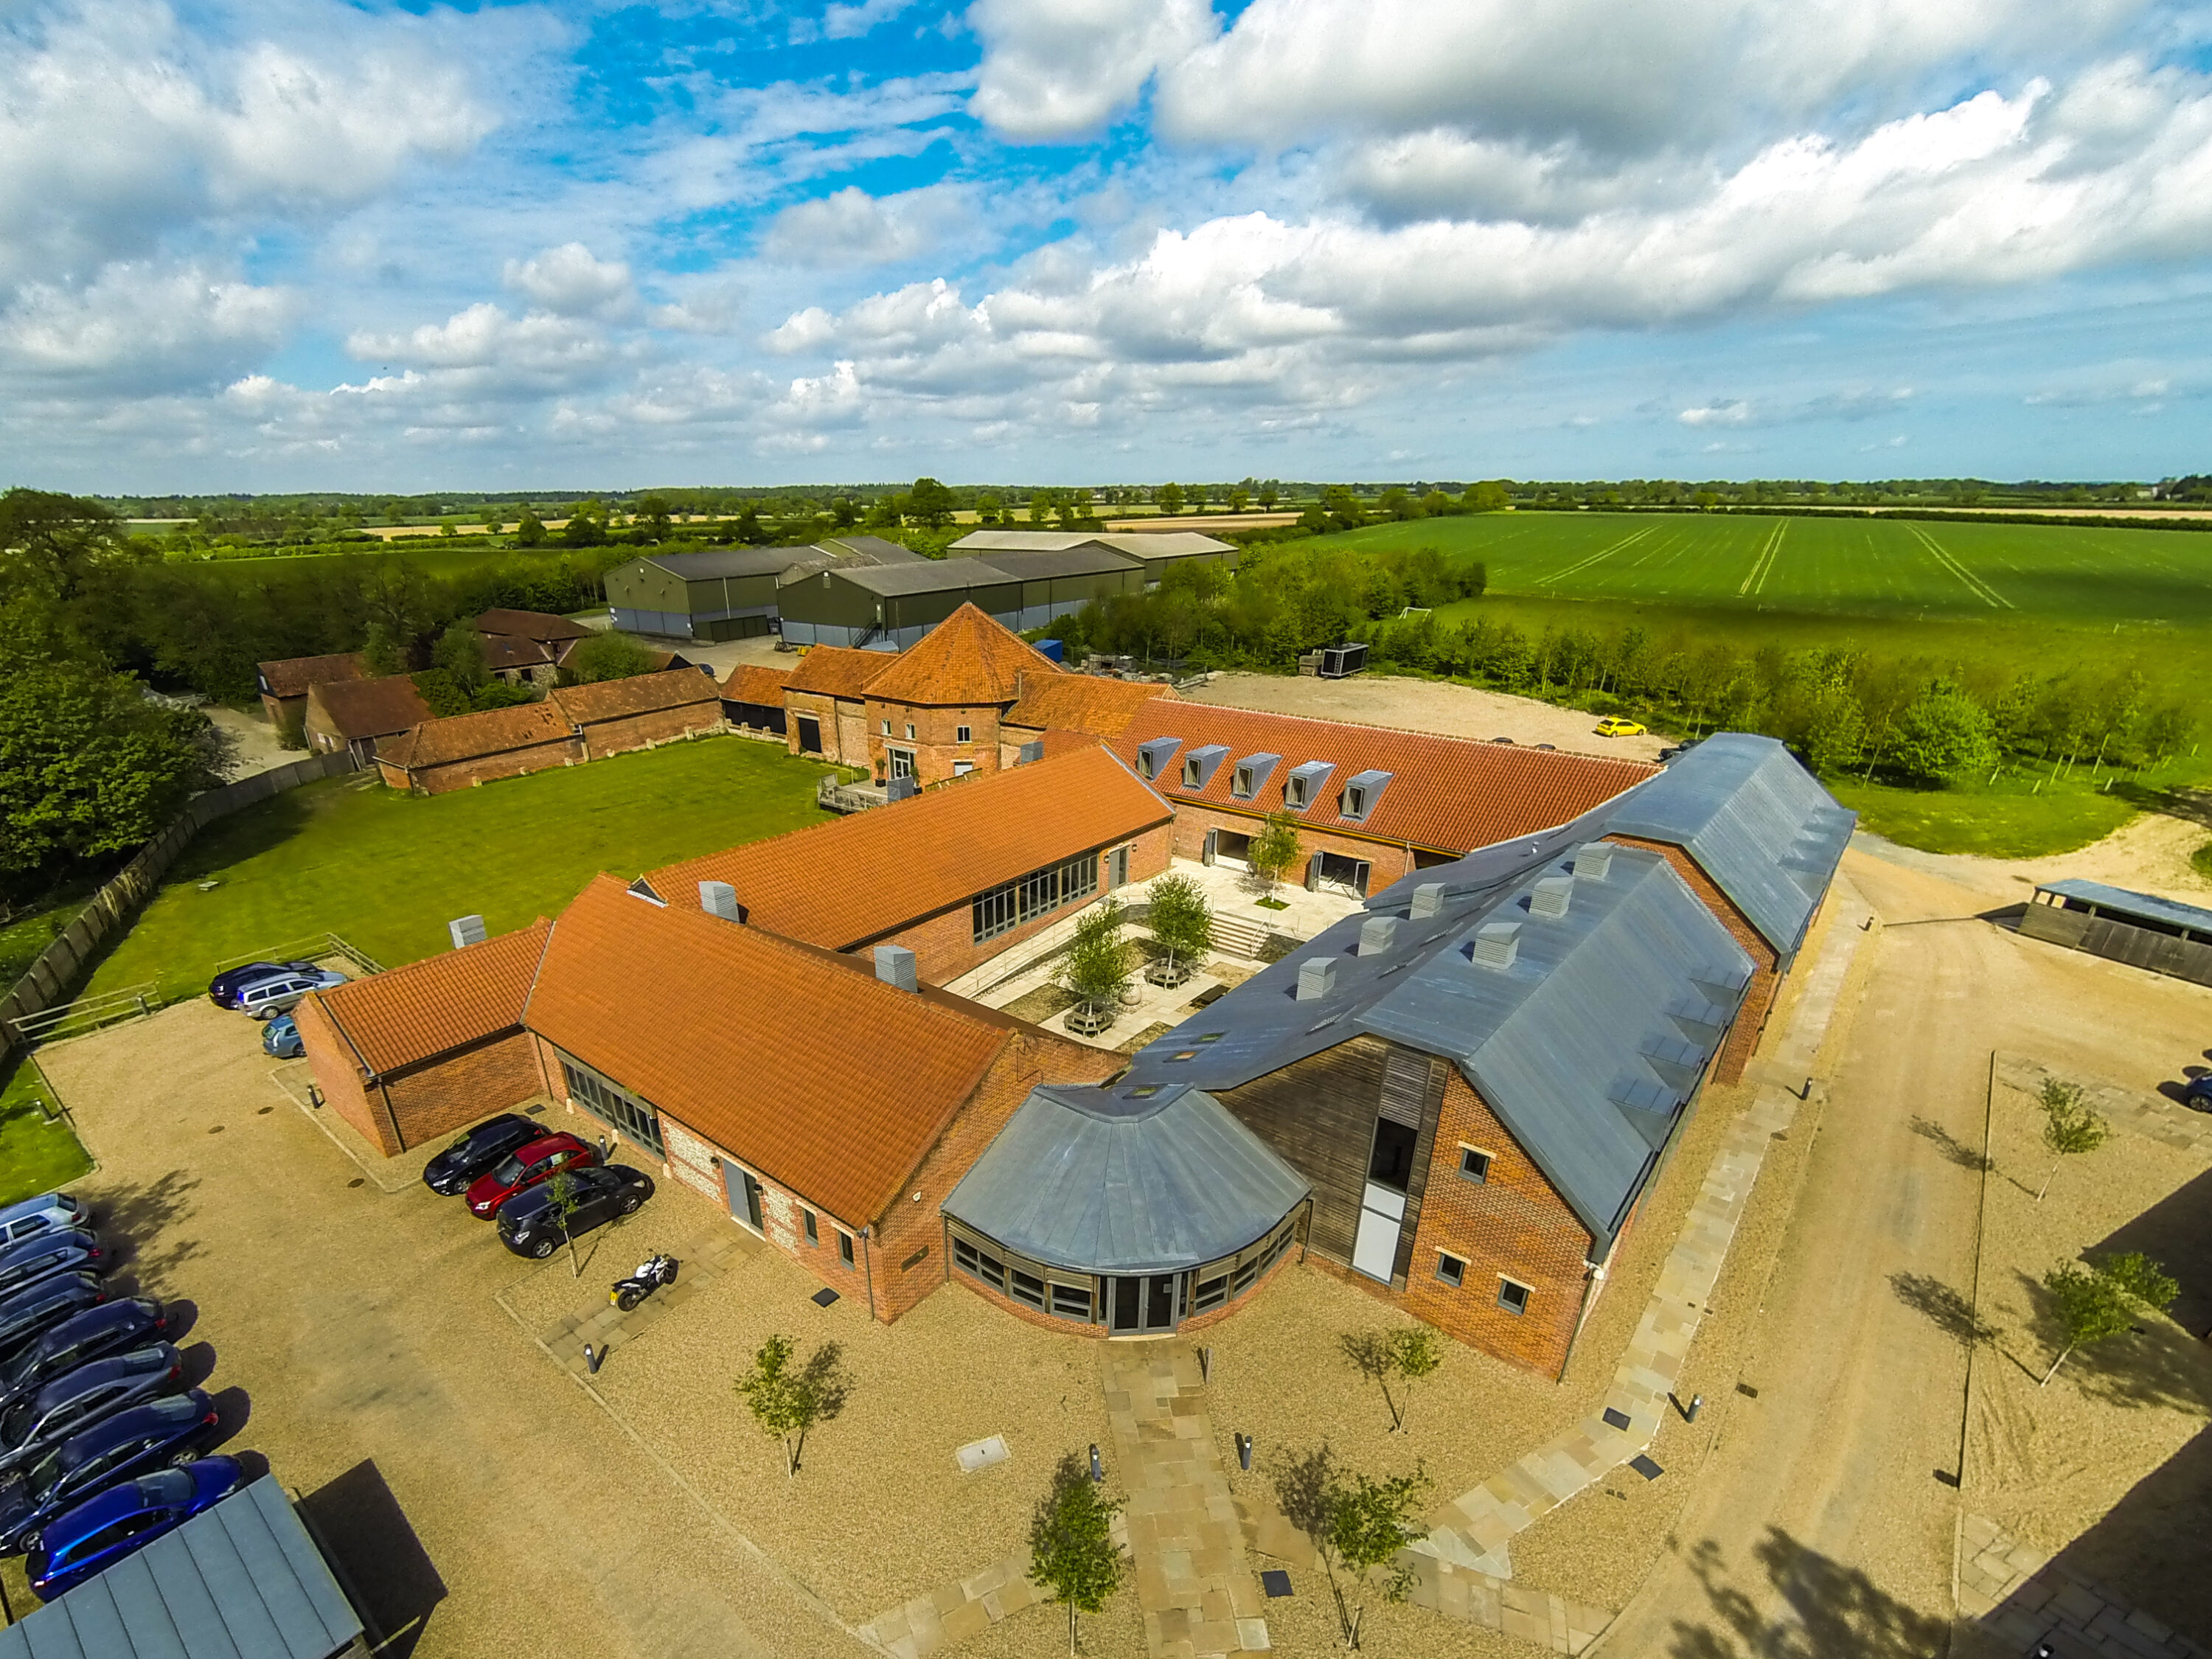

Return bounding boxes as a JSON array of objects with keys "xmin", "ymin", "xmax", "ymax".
[
  {"xmin": 307, "ymin": 675, "xmax": 434, "ymax": 740},
  {"xmin": 783, "ymin": 645, "xmax": 892, "ymax": 700},
  {"xmin": 259, "ymin": 653, "xmax": 364, "ymax": 699},
  {"xmin": 1004, "ymin": 674, "xmax": 1173, "ymax": 737},
  {"xmin": 1112, "ymin": 703, "xmax": 1658, "ymax": 855},
  {"xmin": 722, "ymin": 664, "xmax": 791, "ymax": 705},
  {"xmin": 378, "ymin": 700, "xmax": 575, "ymax": 771},
  {"xmin": 551, "ymin": 668, "xmax": 717, "ymax": 724},
  {"xmin": 310, "ymin": 919, "xmax": 553, "ymax": 1077},
  {"xmin": 525, "ymin": 875, "xmax": 1046, "ymax": 1224},
  {"xmin": 858, "ymin": 603, "xmax": 1064, "ymax": 706},
  {"xmin": 644, "ymin": 744, "xmax": 1171, "ymax": 950},
  {"xmin": 475, "ymin": 608, "xmax": 594, "ymax": 642},
  {"xmin": 483, "ymin": 635, "xmax": 556, "ymax": 671}
]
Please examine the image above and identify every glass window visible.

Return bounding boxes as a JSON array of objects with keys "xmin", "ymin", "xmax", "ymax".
[
  {"xmin": 1234, "ymin": 765, "xmax": 1253, "ymax": 798},
  {"xmin": 838, "ymin": 1231, "xmax": 855, "ymax": 1268},
  {"xmin": 1436, "ymin": 1253, "xmax": 1467, "ymax": 1288},
  {"xmin": 971, "ymin": 852, "xmax": 1099, "ymax": 942},
  {"xmin": 1285, "ymin": 776, "xmax": 1306, "ymax": 807},
  {"xmin": 560, "ymin": 1058, "xmax": 663, "ymax": 1154},
  {"xmin": 956, "ymin": 725, "xmax": 971, "ymax": 742},
  {"xmin": 1232, "ymin": 1256, "xmax": 1259, "ymax": 1295},
  {"xmin": 1459, "ymin": 1147, "xmax": 1492, "ymax": 1184},
  {"xmin": 1010, "ymin": 1269, "xmax": 1046, "ymax": 1309},
  {"xmin": 803, "ymin": 1210, "xmax": 818, "ymax": 1245},
  {"xmin": 880, "ymin": 720, "xmax": 890, "ymax": 735},
  {"xmin": 1346, "ymin": 785, "xmax": 1368, "ymax": 817},
  {"xmin": 1050, "ymin": 1282, "xmax": 1093, "ymax": 1321},
  {"xmin": 1137, "ymin": 751, "xmax": 1155, "ymax": 779},
  {"xmin": 904, "ymin": 723, "xmax": 916, "ymax": 740},
  {"xmin": 1193, "ymin": 1273, "xmax": 1229, "ymax": 1311},
  {"xmin": 1498, "ymin": 1278, "xmax": 1531, "ymax": 1315},
  {"xmin": 1182, "ymin": 757, "xmax": 1200, "ymax": 786}
]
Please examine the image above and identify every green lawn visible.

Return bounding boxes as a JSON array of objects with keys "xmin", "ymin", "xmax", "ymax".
[
  {"xmin": 84, "ymin": 734, "xmax": 854, "ymax": 1004},
  {"xmin": 0, "ymin": 1058, "xmax": 94, "ymax": 1209},
  {"xmin": 1826, "ymin": 770, "xmax": 2149, "ymax": 858}
]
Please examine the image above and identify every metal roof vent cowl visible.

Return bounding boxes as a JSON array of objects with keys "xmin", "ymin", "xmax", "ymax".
[
  {"xmin": 1358, "ymin": 917, "xmax": 1399, "ymax": 956},
  {"xmin": 1295, "ymin": 958, "xmax": 1338, "ymax": 1001},
  {"xmin": 1472, "ymin": 922, "xmax": 1520, "ymax": 969},
  {"xmin": 700, "ymin": 881, "xmax": 744, "ymax": 923},
  {"xmin": 1529, "ymin": 876, "xmax": 1573, "ymax": 919},
  {"xmin": 1574, "ymin": 846, "xmax": 1613, "ymax": 885},
  {"xmin": 874, "ymin": 945, "xmax": 919, "ymax": 992},
  {"xmin": 1410, "ymin": 883, "xmax": 1446, "ymax": 919},
  {"xmin": 448, "ymin": 914, "xmax": 487, "ymax": 950}
]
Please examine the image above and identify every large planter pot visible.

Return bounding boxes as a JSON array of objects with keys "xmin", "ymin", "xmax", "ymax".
[
  {"xmin": 1119, "ymin": 983, "xmax": 1143, "ymax": 1006},
  {"xmin": 1144, "ymin": 960, "xmax": 1196, "ymax": 990},
  {"xmin": 1064, "ymin": 1003, "xmax": 1114, "ymax": 1037}
]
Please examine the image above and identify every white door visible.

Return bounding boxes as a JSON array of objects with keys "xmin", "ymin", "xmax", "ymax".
[{"xmin": 1352, "ymin": 1182, "xmax": 1405, "ymax": 1281}]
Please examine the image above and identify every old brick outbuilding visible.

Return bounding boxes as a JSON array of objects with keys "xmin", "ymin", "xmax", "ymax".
[
  {"xmin": 256, "ymin": 653, "xmax": 365, "ymax": 739},
  {"xmin": 373, "ymin": 669, "xmax": 723, "ymax": 794},
  {"xmin": 303, "ymin": 675, "xmax": 434, "ymax": 765}
]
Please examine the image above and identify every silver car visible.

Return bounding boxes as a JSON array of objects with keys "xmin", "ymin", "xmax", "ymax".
[
  {"xmin": 237, "ymin": 969, "xmax": 347, "ymax": 1020},
  {"xmin": 0, "ymin": 1193, "xmax": 89, "ymax": 1252}
]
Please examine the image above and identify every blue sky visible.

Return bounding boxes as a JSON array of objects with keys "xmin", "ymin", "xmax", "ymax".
[{"xmin": 4, "ymin": 0, "xmax": 2212, "ymax": 491}]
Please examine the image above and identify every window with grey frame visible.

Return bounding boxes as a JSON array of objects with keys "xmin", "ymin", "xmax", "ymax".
[
  {"xmin": 971, "ymin": 850, "xmax": 1100, "ymax": 943},
  {"xmin": 558, "ymin": 1057, "xmax": 664, "ymax": 1154},
  {"xmin": 949, "ymin": 1225, "xmax": 1096, "ymax": 1322}
]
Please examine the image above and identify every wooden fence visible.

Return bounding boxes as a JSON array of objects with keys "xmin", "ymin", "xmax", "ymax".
[{"xmin": 1, "ymin": 751, "xmax": 358, "ymax": 1055}]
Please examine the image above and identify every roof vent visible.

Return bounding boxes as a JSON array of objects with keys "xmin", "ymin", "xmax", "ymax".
[
  {"xmin": 1574, "ymin": 845, "xmax": 1613, "ymax": 884},
  {"xmin": 1472, "ymin": 922, "xmax": 1520, "ymax": 969},
  {"xmin": 1358, "ymin": 917, "xmax": 1399, "ymax": 956},
  {"xmin": 1529, "ymin": 876, "xmax": 1573, "ymax": 919},
  {"xmin": 1410, "ymin": 883, "xmax": 1446, "ymax": 919},
  {"xmin": 874, "ymin": 945, "xmax": 918, "ymax": 992},
  {"xmin": 1295, "ymin": 958, "xmax": 1338, "ymax": 1001},
  {"xmin": 699, "ymin": 881, "xmax": 742, "ymax": 923},
  {"xmin": 448, "ymin": 915, "xmax": 487, "ymax": 950}
]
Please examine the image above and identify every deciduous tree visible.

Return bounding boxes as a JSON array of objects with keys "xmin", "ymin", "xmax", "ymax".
[
  {"xmin": 1247, "ymin": 811, "xmax": 1304, "ymax": 901},
  {"xmin": 2035, "ymin": 1077, "xmax": 2109, "ymax": 1201},
  {"xmin": 1029, "ymin": 1452, "xmax": 1123, "ymax": 1655},
  {"xmin": 734, "ymin": 1334, "xmax": 849, "ymax": 1476},
  {"xmin": 565, "ymin": 630, "xmax": 658, "ymax": 684},
  {"xmin": 2040, "ymin": 1252, "xmax": 2177, "ymax": 1385}
]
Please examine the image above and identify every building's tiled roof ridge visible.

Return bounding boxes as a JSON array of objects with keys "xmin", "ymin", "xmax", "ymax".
[
  {"xmin": 475, "ymin": 608, "xmax": 594, "ymax": 641},
  {"xmin": 551, "ymin": 668, "xmax": 717, "ymax": 724},
  {"xmin": 259, "ymin": 653, "xmax": 366, "ymax": 698},
  {"xmin": 783, "ymin": 644, "xmax": 896, "ymax": 699},
  {"xmin": 721, "ymin": 664, "xmax": 793, "ymax": 703},
  {"xmin": 855, "ymin": 602, "xmax": 1064, "ymax": 707},
  {"xmin": 313, "ymin": 917, "xmax": 555, "ymax": 1076},
  {"xmin": 1003, "ymin": 674, "xmax": 1174, "ymax": 737},
  {"xmin": 308, "ymin": 675, "xmax": 434, "ymax": 740},
  {"xmin": 379, "ymin": 700, "xmax": 574, "ymax": 770}
]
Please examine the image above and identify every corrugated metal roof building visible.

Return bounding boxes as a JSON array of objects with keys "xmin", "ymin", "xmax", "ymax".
[{"xmin": 776, "ymin": 545, "xmax": 1147, "ymax": 649}]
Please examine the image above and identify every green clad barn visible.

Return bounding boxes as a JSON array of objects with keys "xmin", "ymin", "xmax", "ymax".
[
  {"xmin": 604, "ymin": 536, "xmax": 922, "ymax": 641},
  {"xmin": 777, "ymin": 543, "xmax": 1151, "ymax": 649}
]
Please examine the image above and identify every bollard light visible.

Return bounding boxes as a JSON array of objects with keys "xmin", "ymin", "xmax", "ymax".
[
  {"xmin": 585, "ymin": 1343, "xmax": 602, "ymax": 1376},
  {"xmin": 1237, "ymin": 1433, "xmax": 1253, "ymax": 1473},
  {"xmin": 1089, "ymin": 1444, "xmax": 1104, "ymax": 1484},
  {"xmin": 1686, "ymin": 1393, "xmax": 1703, "ymax": 1422}
]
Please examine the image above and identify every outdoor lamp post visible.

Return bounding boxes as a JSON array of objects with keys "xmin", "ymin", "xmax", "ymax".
[
  {"xmin": 1089, "ymin": 1444, "xmax": 1104, "ymax": 1483},
  {"xmin": 1237, "ymin": 1433, "xmax": 1252, "ymax": 1472}
]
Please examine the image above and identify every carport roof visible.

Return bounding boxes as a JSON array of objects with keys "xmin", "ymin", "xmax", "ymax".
[
  {"xmin": 2036, "ymin": 878, "xmax": 2212, "ymax": 933},
  {"xmin": 0, "ymin": 1475, "xmax": 362, "ymax": 1659}
]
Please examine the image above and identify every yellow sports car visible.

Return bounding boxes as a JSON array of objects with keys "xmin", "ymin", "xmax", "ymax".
[{"xmin": 1594, "ymin": 717, "xmax": 1647, "ymax": 737}]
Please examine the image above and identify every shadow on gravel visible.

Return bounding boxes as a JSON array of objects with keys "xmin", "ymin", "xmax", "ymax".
[
  {"xmin": 2016, "ymin": 1267, "xmax": 2212, "ymax": 1413},
  {"xmin": 299, "ymin": 1458, "xmax": 447, "ymax": 1659},
  {"xmin": 1907, "ymin": 1115, "xmax": 1991, "ymax": 1173},
  {"xmin": 1667, "ymin": 1528, "xmax": 1950, "ymax": 1658},
  {"xmin": 206, "ymin": 1385, "xmax": 251, "ymax": 1446},
  {"xmin": 161, "ymin": 1297, "xmax": 198, "ymax": 1341},
  {"xmin": 179, "ymin": 1340, "xmax": 218, "ymax": 1388},
  {"xmin": 1887, "ymin": 1271, "xmax": 1995, "ymax": 1348},
  {"xmin": 84, "ymin": 1169, "xmax": 204, "ymax": 1289}
]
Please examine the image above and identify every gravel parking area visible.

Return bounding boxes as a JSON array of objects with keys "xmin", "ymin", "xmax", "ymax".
[
  {"xmin": 20, "ymin": 998, "xmax": 875, "ymax": 1659},
  {"xmin": 1184, "ymin": 672, "xmax": 1668, "ymax": 762}
]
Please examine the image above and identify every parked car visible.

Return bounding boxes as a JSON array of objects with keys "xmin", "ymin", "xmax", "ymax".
[
  {"xmin": 496, "ymin": 1165, "xmax": 655, "ymax": 1259},
  {"xmin": 0, "ymin": 1231, "xmax": 103, "ymax": 1302},
  {"xmin": 237, "ymin": 970, "xmax": 348, "ymax": 1021},
  {"xmin": 1594, "ymin": 717, "xmax": 1647, "ymax": 737},
  {"xmin": 0, "ymin": 1347, "xmax": 182, "ymax": 1476},
  {"xmin": 260, "ymin": 1014, "xmax": 305, "ymax": 1059},
  {"xmin": 422, "ymin": 1113, "xmax": 549, "ymax": 1197},
  {"xmin": 2183, "ymin": 1074, "xmax": 2212, "ymax": 1113},
  {"xmin": 465, "ymin": 1133, "xmax": 597, "ymax": 1219},
  {"xmin": 0, "ymin": 1191, "xmax": 91, "ymax": 1251},
  {"xmin": 206, "ymin": 961, "xmax": 321, "ymax": 1008},
  {"xmin": 27, "ymin": 1457, "xmax": 244, "ymax": 1598},
  {"xmin": 0, "ymin": 1276, "xmax": 106, "ymax": 1366},
  {"xmin": 0, "ymin": 1391, "xmax": 221, "ymax": 1555},
  {"xmin": 0, "ymin": 1301, "xmax": 166, "ymax": 1418}
]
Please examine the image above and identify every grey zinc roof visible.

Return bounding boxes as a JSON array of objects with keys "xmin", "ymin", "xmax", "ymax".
[
  {"xmin": 0, "ymin": 1475, "xmax": 362, "ymax": 1659},
  {"xmin": 818, "ymin": 535, "xmax": 927, "ymax": 563},
  {"xmin": 642, "ymin": 545, "xmax": 824, "ymax": 580},
  {"xmin": 963, "ymin": 544, "xmax": 1144, "ymax": 580},
  {"xmin": 1124, "ymin": 842, "xmax": 1753, "ymax": 1257},
  {"xmin": 2037, "ymin": 878, "xmax": 2212, "ymax": 934},
  {"xmin": 943, "ymin": 1083, "xmax": 1311, "ymax": 1273},
  {"xmin": 951, "ymin": 529, "xmax": 1236, "ymax": 559},
  {"xmin": 1601, "ymin": 732, "xmax": 1853, "ymax": 963},
  {"xmin": 832, "ymin": 559, "xmax": 1025, "ymax": 597}
]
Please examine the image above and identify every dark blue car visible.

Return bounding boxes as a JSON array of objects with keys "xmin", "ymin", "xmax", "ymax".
[
  {"xmin": 0, "ymin": 1390, "xmax": 220, "ymax": 1555},
  {"xmin": 206, "ymin": 961, "xmax": 319, "ymax": 1007},
  {"xmin": 0, "ymin": 1275, "xmax": 105, "ymax": 1367},
  {"xmin": 28, "ymin": 1456, "xmax": 243, "ymax": 1597},
  {"xmin": 2184, "ymin": 1074, "xmax": 2212, "ymax": 1113},
  {"xmin": 0, "ymin": 1300, "xmax": 167, "ymax": 1418}
]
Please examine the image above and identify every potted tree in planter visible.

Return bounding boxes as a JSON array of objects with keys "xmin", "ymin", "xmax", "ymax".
[
  {"xmin": 1058, "ymin": 899, "xmax": 1130, "ymax": 1037},
  {"xmin": 1248, "ymin": 810, "xmax": 1304, "ymax": 908},
  {"xmin": 1145, "ymin": 874, "xmax": 1212, "ymax": 990}
]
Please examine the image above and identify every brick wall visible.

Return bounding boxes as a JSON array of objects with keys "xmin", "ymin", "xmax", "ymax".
[
  {"xmin": 1392, "ymin": 1071, "xmax": 1596, "ymax": 1377},
  {"xmin": 574, "ymin": 699, "xmax": 722, "ymax": 760},
  {"xmin": 1166, "ymin": 802, "xmax": 1425, "ymax": 897},
  {"xmin": 860, "ymin": 700, "xmax": 1004, "ymax": 786},
  {"xmin": 400, "ymin": 734, "xmax": 582, "ymax": 796},
  {"xmin": 296, "ymin": 995, "xmax": 546, "ymax": 1158},
  {"xmin": 1603, "ymin": 835, "xmax": 1778, "ymax": 1085},
  {"xmin": 295, "ymin": 992, "xmax": 396, "ymax": 1156},
  {"xmin": 855, "ymin": 818, "xmax": 1175, "ymax": 984},
  {"xmin": 784, "ymin": 692, "xmax": 863, "ymax": 764}
]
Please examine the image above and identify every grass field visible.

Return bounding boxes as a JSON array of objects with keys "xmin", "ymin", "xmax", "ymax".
[
  {"xmin": 82, "ymin": 734, "xmax": 854, "ymax": 1006},
  {"xmin": 0, "ymin": 1059, "xmax": 93, "ymax": 1209}
]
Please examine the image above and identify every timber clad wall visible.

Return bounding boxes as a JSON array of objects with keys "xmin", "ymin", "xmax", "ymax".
[
  {"xmin": 1217, "ymin": 1036, "xmax": 1394, "ymax": 1266},
  {"xmin": 1604, "ymin": 834, "xmax": 1780, "ymax": 1085},
  {"xmin": 1399, "ymin": 1071, "xmax": 1596, "ymax": 1376}
]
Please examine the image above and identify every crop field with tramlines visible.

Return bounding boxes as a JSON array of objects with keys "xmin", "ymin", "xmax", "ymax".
[{"xmin": 1325, "ymin": 509, "xmax": 2212, "ymax": 625}]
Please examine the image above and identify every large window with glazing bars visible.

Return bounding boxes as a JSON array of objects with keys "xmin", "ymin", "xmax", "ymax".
[
  {"xmin": 971, "ymin": 852, "xmax": 1100, "ymax": 943},
  {"xmin": 558, "ymin": 1055, "xmax": 665, "ymax": 1155}
]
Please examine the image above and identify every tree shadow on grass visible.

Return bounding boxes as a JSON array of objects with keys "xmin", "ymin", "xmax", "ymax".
[
  {"xmin": 1667, "ymin": 1529, "xmax": 1950, "ymax": 1658},
  {"xmin": 163, "ymin": 787, "xmax": 317, "ymax": 885},
  {"xmin": 1887, "ymin": 1271, "xmax": 1996, "ymax": 1348},
  {"xmin": 1907, "ymin": 1115, "xmax": 1991, "ymax": 1173}
]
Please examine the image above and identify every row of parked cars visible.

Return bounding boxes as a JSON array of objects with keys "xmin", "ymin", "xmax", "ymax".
[
  {"xmin": 0, "ymin": 1190, "xmax": 247, "ymax": 1600},
  {"xmin": 208, "ymin": 959, "xmax": 350, "ymax": 1060},
  {"xmin": 422, "ymin": 1113, "xmax": 656, "ymax": 1257}
]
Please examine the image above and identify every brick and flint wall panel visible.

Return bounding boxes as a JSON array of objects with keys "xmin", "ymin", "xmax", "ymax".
[
  {"xmin": 1396, "ymin": 1071, "xmax": 1596, "ymax": 1376},
  {"xmin": 653, "ymin": 1115, "xmax": 875, "ymax": 1309},
  {"xmin": 1602, "ymin": 835, "xmax": 1779, "ymax": 1085},
  {"xmin": 1165, "ymin": 802, "xmax": 1426, "ymax": 894}
]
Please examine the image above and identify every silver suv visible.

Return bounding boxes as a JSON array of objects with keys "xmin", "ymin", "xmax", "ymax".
[
  {"xmin": 237, "ymin": 969, "xmax": 348, "ymax": 1020},
  {"xmin": 0, "ymin": 1192, "xmax": 89, "ymax": 1251}
]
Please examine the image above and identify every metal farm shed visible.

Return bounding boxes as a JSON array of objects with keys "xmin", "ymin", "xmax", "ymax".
[
  {"xmin": 605, "ymin": 537, "xmax": 925, "ymax": 641},
  {"xmin": 2019, "ymin": 879, "xmax": 2212, "ymax": 987},
  {"xmin": 775, "ymin": 545, "xmax": 1144, "ymax": 650}
]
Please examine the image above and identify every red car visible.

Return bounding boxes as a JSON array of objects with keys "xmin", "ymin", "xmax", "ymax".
[{"xmin": 464, "ymin": 1134, "xmax": 597, "ymax": 1219}]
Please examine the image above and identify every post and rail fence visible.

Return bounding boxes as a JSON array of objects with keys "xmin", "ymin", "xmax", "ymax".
[{"xmin": 1, "ymin": 750, "xmax": 362, "ymax": 1059}]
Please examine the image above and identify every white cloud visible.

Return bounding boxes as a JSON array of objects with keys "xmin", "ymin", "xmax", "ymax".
[
  {"xmin": 503, "ymin": 244, "xmax": 636, "ymax": 318},
  {"xmin": 822, "ymin": 0, "xmax": 919, "ymax": 39},
  {"xmin": 1680, "ymin": 400, "xmax": 1752, "ymax": 425},
  {"xmin": 345, "ymin": 302, "xmax": 620, "ymax": 397},
  {"xmin": 1, "ymin": 262, "xmax": 296, "ymax": 389},
  {"xmin": 967, "ymin": 0, "xmax": 1218, "ymax": 139},
  {"xmin": 761, "ymin": 184, "xmax": 969, "ymax": 267}
]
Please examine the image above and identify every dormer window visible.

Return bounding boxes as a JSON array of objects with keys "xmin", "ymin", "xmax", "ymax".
[
  {"xmin": 1233, "ymin": 765, "xmax": 1253, "ymax": 799},
  {"xmin": 1230, "ymin": 752, "xmax": 1279, "ymax": 801},
  {"xmin": 1284, "ymin": 760, "xmax": 1333, "ymax": 813},
  {"xmin": 1183, "ymin": 757, "xmax": 1203, "ymax": 787},
  {"xmin": 1135, "ymin": 736, "xmax": 1181, "ymax": 780},
  {"xmin": 1340, "ymin": 768, "xmax": 1392, "ymax": 821},
  {"xmin": 1346, "ymin": 783, "xmax": 1367, "ymax": 816},
  {"xmin": 1284, "ymin": 773, "xmax": 1306, "ymax": 807},
  {"xmin": 1178, "ymin": 745, "xmax": 1228, "ymax": 790}
]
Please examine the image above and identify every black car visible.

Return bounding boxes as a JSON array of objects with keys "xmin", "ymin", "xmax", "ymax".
[
  {"xmin": 206, "ymin": 961, "xmax": 319, "ymax": 1006},
  {"xmin": 0, "ymin": 1300, "xmax": 166, "ymax": 1418},
  {"xmin": 496, "ymin": 1164, "xmax": 654, "ymax": 1259},
  {"xmin": 422, "ymin": 1113, "xmax": 550, "ymax": 1196},
  {"xmin": 0, "ymin": 1276, "xmax": 106, "ymax": 1366},
  {"xmin": 0, "ymin": 1230, "xmax": 104, "ymax": 1301},
  {"xmin": 0, "ymin": 1346, "xmax": 182, "ymax": 1475},
  {"xmin": 0, "ymin": 1389, "xmax": 220, "ymax": 1555}
]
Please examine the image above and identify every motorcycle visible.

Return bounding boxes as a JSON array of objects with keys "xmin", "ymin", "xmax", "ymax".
[{"xmin": 610, "ymin": 1253, "xmax": 679, "ymax": 1312}]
